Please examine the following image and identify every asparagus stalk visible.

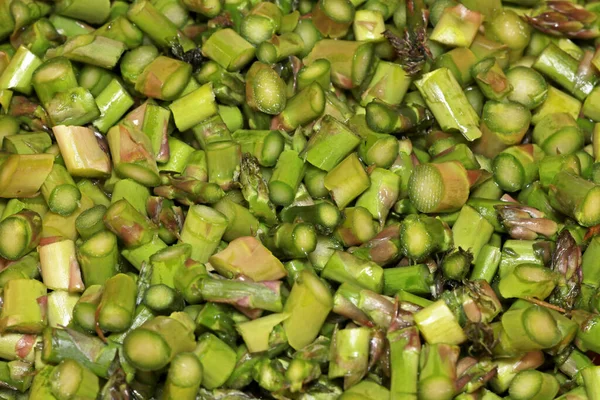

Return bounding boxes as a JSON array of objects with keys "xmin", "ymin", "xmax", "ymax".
[
  {"xmin": 50, "ymin": 359, "xmax": 100, "ymax": 400},
  {"xmin": 284, "ymin": 270, "xmax": 333, "ymax": 350},
  {"xmin": 107, "ymin": 123, "xmax": 161, "ymax": 187},
  {"xmin": 163, "ymin": 352, "xmax": 203, "ymax": 400},
  {"xmin": 399, "ymin": 214, "xmax": 452, "ymax": 260},
  {"xmin": 194, "ymin": 333, "xmax": 237, "ymax": 389},
  {"xmin": 414, "ymin": 300, "xmax": 467, "ymax": 345},
  {"xmin": 39, "ymin": 237, "xmax": 84, "ymax": 292},
  {"xmin": 42, "ymin": 327, "xmax": 118, "ymax": 378},
  {"xmin": 200, "ymin": 277, "xmax": 283, "ymax": 312},
  {"xmin": 303, "ymin": 39, "xmax": 374, "ymax": 89},
  {"xmin": 103, "ymin": 199, "xmax": 157, "ymax": 248},
  {"xmin": 272, "ymin": 82, "xmax": 326, "ymax": 131},
  {"xmin": 549, "ymin": 171, "xmax": 600, "ymax": 227},
  {"xmin": 179, "ymin": 204, "xmax": 228, "ymax": 262},
  {"xmin": 46, "ymin": 35, "xmax": 125, "ymax": 69},
  {"xmin": 126, "ymin": 0, "xmax": 194, "ymax": 51},
  {"xmin": 328, "ymin": 327, "xmax": 370, "ymax": 389},
  {"xmin": 415, "ymin": 68, "xmax": 482, "ymax": 141},
  {"xmin": 96, "ymin": 273, "xmax": 136, "ymax": 333},
  {"xmin": 0, "ymin": 278, "xmax": 47, "ymax": 334},
  {"xmin": 418, "ymin": 344, "xmax": 460, "ymax": 400},
  {"xmin": 0, "ymin": 154, "xmax": 54, "ymax": 198},
  {"xmin": 509, "ymin": 370, "xmax": 560, "ymax": 400},
  {"xmin": 408, "ymin": 161, "xmax": 470, "ymax": 213},
  {"xmin": 210, "ymin": 236, "xmax": 286, "ymax": 281},
  {"xmin": 123, "ymin": 312, "xmax": 196, "ymax": 371},
  {"xmin": 324, "ymin": 153, "xmax": 370, "ymax": 209},
  {"xmin": 262, "ymin": 222, "xmax": 317, "ymax": 260},
  {"xmin": 239, "ymin": 154, "xmax": 278, "ymax": 225},
  {"xmin": 52, "ymin": 125, "xmax": 111, "ymax": 179},
  {"xmin": 322, "ymin": 250, "xmax": 384, "ymax": 293},
  {"xmin": 0, "ymin": 359, "xmax": 34, "ymax": 393},
  {"xmin": 0, "ymin": 210, "xmax": 41, "ymax": 260},
  {"xmin": 72, "ymin": 285, "xmax": 103, "ymax": 332}
]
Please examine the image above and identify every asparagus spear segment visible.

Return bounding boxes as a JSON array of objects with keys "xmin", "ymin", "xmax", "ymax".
[
  {"xmin": 0, "ymin": 279, "xmax": 47, "ymax": 333},
  {"xmin": 163, "ymin": 352, "xmax": 203, "ymax": 400},
  {"xmin": 509, "ymin": 370, "xmax": 560, "ymax": 400},
  {"xmin": 0, "ymin": 154, "xmax": 54, "ymax": 198},
  {"xmin": 123, "ymin": 312, "xmax": 196, "ymax": 371},
  {"xmin": 210, "ymin": 236, "xmax": 286, "ymax": 281},
  {"xmin": 107, "ymin": 123, "xmax": 161, "ymax": 187},
  {"xmin": 200, "ymin": 277, "xmax": 284, "ymax": 312},
  {"xmin": 179, "ymin": 204, "xmax": 228, "ymax": 262},
  {"xmin": 96, "ymin": 273, "xmax": 136, "ymax": 333},
  {"xmin": 194, "ymin": 333, "xmax": 237, "ymax": 389},
  {"xmin": 408, "ymin": 161, "xmax": 470, "ymax": 213},
  {"xmin": 1, "ymin": 0, "xmax": 600, "ymax": 397},
  {"xmin": 39, "ymin": 237, "xmax": 84, "ymax": 292},
  {"xmin": 415, "ymin": 68, "xmax": 482, "ymax": 141},
  {"xmin": 324, "ymin": 153, "xmax": 370, "ymax": 209},
  {"xmin": 52, "ymin": 125, "xmax": 111, "ymax": 179},
  {"xmin": 50, "ymin": 359, "xmax": 100, "ymax": 400},
  {"xmin": 549, "ymin": 171, "xmax": 600, "ymax": 227},
  {"xmin": 0, "ymin": 46, "xmax": 42, "ymax": 96},
  {"xmin": 46, "ymin": 34, "xmax": 125, "ymax": 69},
  {"xmin": 0, "ymin": 210, "xmax": 41, "ymax": 260},
  {"xmin": 303, "ymin": 39, "xmax": 374, "ymax": 89},
  {"xmin": 284, "ymin": 270, "xmax": 333, "ymax": 350},
  {"xmin": 418, "ymin": 343, "xmax": 460, "ymax": 400},
  {"xmin": 322, "ymin": 250, "xmax": 384, "ymax": 293}
]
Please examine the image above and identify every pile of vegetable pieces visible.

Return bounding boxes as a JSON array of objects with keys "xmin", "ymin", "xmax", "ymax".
[{"xmin": 3, "ymin": 0, "xmax": 600, "ymax": 399}]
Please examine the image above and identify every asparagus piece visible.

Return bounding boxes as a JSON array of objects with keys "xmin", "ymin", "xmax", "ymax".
[
  {"xmin": 284, "ymin": 270, "xmax": 332, "ymax": 350},
  {"xmin": 163, "ymin": 352, "xmax": 203, "ymax": 400},
  {"xmin": 0, "ymin": 46, "xmax": 42, "ymax": 96},
  {"xmin": 236, "ymin": 312, "xmax": 288, "ymax": 353},
  {"xmin": 303, "ymin": 40, "xmax": 374, "ymax": 89},
  {"xmin": 194, "ymin": 333, "xmax": 237, "ymax": 389},
  {"xmin": 72, "ymin": 285, "xmax": 102, "ymax": 332},
  {"xmin": 52, "ymin": 125, "xmax": 111, "ymax": 179},
  {"xmin": 272, "ymin": 82, "xmax": 326, "ymax": 131},
  {"xmin": 42, "ymin": 327, "xmax": 118, "ymax": 378},
  {"xmin": 0, "ymin": 360, "xmax": 33, "ymax": 393},
  {"xmin": 50, "ymin": 359, "xmax": 100, "ymax": 400},
  {"xmin": 322, "ymin": 250, "xmax": 384, "ymax": 293},
  {"xmin": 415, "ymin": 68, "xmax": 482, "ymax": 141},
  {"xmin": 0, "ymin": 279, "xmax": 47, "ymax": 333},
  {"xmin": 399, "ymin": 214, "xmax": 452, "ymax": 261},
  {"xmin": 0, "ymin": 210, "xmax": 41, "ymax": 260},
  {"xmin": 329, "ymin": 327, "xmax": 370, "ymax": 389},
  {"xmin": 549, "ymin": 171, "xmax": 600, "ymax": 227},
  {"xmin": 418, "ymin": 343, "xmax": 460, "ymax": 400},
  {"xmin": 96, "ymin": 273, "xmax": 136, "ymax": 333},
  {"xmin": 0, "ymin": 154, "xmax": 55, "ymax": 198},
  {"xmin": 239, "ymin": 154, "xmax": 278, "ymax": 225},
  {"xmin": 324, "ymin": 153, "xmax": 370, "ymax": 209},
  {"xmin": 200, "ymin": 277, "xmax": 283, "ymax": 312},
  {"xmin": 39, "ymin": 237, "xmax": 84, "ymax": 292},
  {"xmin": 509, "ymin": 370, "xmax": 560, "ymax": 400},
  {"xmin": 179, "ymin": 204, "xmax": 228, "ymax": 262},
  {"xmin": 262, "ymin": 222, "xmax": 317, "ymax": 260},
  {"xmin": 107, "ymin": 123, "xmax": 161, "ymax": 187},
  {"xmin": 46, "ymin": 35, "xmax": 125, "ymax": 69},
  {"xmin": 415, "ymin": 300, "xmax": 467, "ymax": 345},
  {"xmin": 123, "ymin": 312, "xmax": 196, "ymax": 371},
  {"xmin": 408, "ymin": 161, "xmax": 470, "ymax": 213},
  {"xmin": 170, "ymin": 83, "xmax": 218, "ymax": 131},
  {"xmin": 103, "ymin": 199, "xmax": 157, "ymax": 248}
]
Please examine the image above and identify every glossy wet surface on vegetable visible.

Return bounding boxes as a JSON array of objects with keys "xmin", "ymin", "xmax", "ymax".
[{"xmin": 1, "ymin": 0, "xmax": 600, "ymax": 399}]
